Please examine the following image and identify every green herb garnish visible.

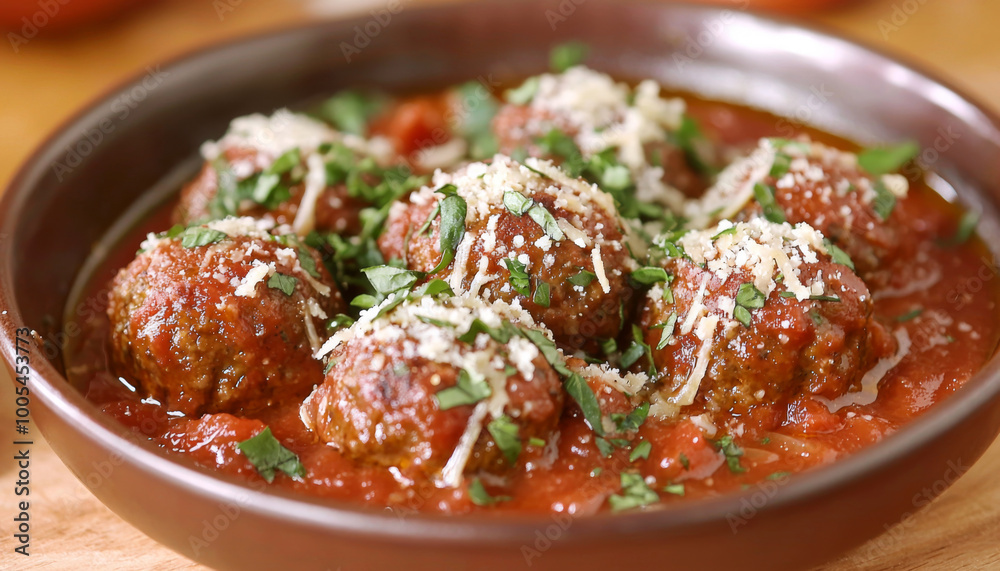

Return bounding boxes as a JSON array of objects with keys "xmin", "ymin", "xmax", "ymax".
[
  {"xmin": 487, "ymin": 415, "xmax": 522, "ymax": 464},
  {"xmin": 550, "ymin": 41, "xmax": 589, "ymax": 73},
  {"xmin": 267, "ymin": 273, "xmax": 297, "ymax": 296},
  {"xmin": 237, "ymin": 427, "xmax": 306, "ymax": 483},
  {"xmin": 468, "ymin": 478, "xmax": 510, "ymax": 506},
  {"xmin": 753, "ymin": 182, "xmax": 785, "ymax": 224},
  {"xmin": 857, "ymin": 141, "xmax": 919, "ymax": 176},
  {"xmin": 179, "ymin": 227, "xmax": 227, "ymax": 249},
  {"xmin": 435, "ymin": 369, "xmax": 492, "ymax": 410},
  {"xmin": 503, "ymin": 257, "xmax": 531, "ymax": 297},
  {"xmin": 713, "ymin": 435, "xmax": 747, "ymax": 474},
  {"xmin": 608, "ymin": 472, "xmax": 659, "ymax": 512}
]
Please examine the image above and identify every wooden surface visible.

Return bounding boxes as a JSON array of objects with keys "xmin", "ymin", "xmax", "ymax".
[{"xmin": 1, "ymin": 0, "xmax": 999, "ymax": 568}]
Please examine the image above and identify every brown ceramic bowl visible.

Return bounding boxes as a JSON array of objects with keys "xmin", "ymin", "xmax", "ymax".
[{"xmin": 2, "ymin": 1, "xmax": 1000, "ymax": 569}]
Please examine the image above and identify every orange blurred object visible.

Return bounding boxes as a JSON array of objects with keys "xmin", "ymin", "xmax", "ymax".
[
  {"xmin": 0, "ymin": 0, "xmax": 143, "ymax": 32},
  {"xmin": 694, "ymin": 0, "xmax": 857, "ymax": 12}
]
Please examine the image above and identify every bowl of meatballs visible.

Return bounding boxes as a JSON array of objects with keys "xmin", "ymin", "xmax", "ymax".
[{"xmin": 3, "ymin": 2, "xmax": 1000, "ymax": 570}]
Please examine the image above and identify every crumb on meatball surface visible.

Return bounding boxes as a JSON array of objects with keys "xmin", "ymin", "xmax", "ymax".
[
  {"xmin": 301, "ymin": 294, "xmax": 564, "ymax": 486},
  {"xmin": 107, "ymin": 217, "xmax": 346, "ymax": 416},
  {"xmin": 687, "ymin": 137, "xmax": 914, "ymax": 283},
  {"xmin": 638, "ymin": 218, "xmax": 897, "ymax": 420},
  {"xmin": 377, "ymin": 155, "xmax": 637, "ymax": 353}
]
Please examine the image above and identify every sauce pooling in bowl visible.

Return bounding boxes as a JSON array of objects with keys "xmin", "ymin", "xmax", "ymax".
[{"xmin": 64, "ymin": 62, "xmax": 1000, "ymax": 515}]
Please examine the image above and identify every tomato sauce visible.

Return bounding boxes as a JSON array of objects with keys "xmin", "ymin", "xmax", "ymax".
[{"xmin": 63, "ymin": 92, "xmax": 1000, "ymax": 516}]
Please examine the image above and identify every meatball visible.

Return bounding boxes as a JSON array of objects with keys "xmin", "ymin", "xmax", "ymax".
[
  {"xmin": 175, "ymin": 109, "xmax": 398, "ymax": 236},
  {"xmin": 688, "ymin": 137, "xmax": 914, "ymax": 282},
  {"xmin": 378, "ymin": 155, "xmax": 635, "ymax": 352},
  {"xmin": 107, "ymin": 217, "xmax": 346, "ymax": 416},
  {"xmin": 637, "ymin": 219, "xmax": 896, "ymax": 418},
  {"xmin": 493, "ymin": 66, "xmax": 710, "ymax": 210},
  {"xmin": 300, "ymin": 295, "xmax": 564, "ymax": 485}
]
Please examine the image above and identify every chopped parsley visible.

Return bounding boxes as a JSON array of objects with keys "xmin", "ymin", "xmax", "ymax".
[
  {"xmin": 237, "ymin": 427, "xmax": 305, "ymax": 483},
  {"xmin": 679, "ymin": 452, "xmax": 690, "ymax": 470},
  {"xmin": 600, "ymin": 338, "xmax": 618, "ymax": 356},
  {"xmin": 550, "ymin": 41, "xmax": 589, "ymax": 73},
  {"xmin": 362, "ymin": 265, "xmax": 422, "ymax": 298},
  {"xmin": 527, "ymin": 203, "xmax": 565, "ymax": 241},
  {"xmin": 435, "ymin": 369, "xmax": 491, "ymax": 410},
  {"xmin": 940, "ymin": 210, "xmax": 980, "ymax": 247},
  {"xmin": 611, "ymin": 402, "xmax": 650, "ymax": 433},
  {"xmin": 663, "ymin": 483, "xmax": 685, "ymax": 496},
  {"xmin": 630, "ymin": 266, "xmax": 669, "ymax": 286},
  {"xmin": 179, "ymin": 227, "xmax": 227, "ymax": 249},
  {"xmin": 503, "ymin": 191, "xmax": 534, "ymax": 216},
  {"xmin": 770, "ymin": 152, "xmax": 792, "ymax": 178},
  {"xmin": 266, "ymin": 148, "xmax": 301, "ymax": 176},
  {"xmin": 506, "ymin": 76, "xmax": 540, "ymax": 105},
  {"xmin": 712, "ymin": 226, "xmax": 738, "ymax": 240},
  {"xmin": 824, "ymin": 239, "xmax": 856, "ymax": 270},
  {"xmin": 608, "ymin": 472, "xmax": 659, "ymax": 512},
  {"xmin": 533, "ymin": 281, "xmax": 551, "ymax": 308},
  {"xmin": 487, "ymin": 415, "xmax": 521, "ymax": 464},
  {"xmin": 671, "ymin": 114, "xmax": 717, "ymax": 175},
  {"xmin": 767, "ymin": 471, "xmax": 791, "ymax": 481},
  {"xmin": 528, "ymin": 437, "xmax": 546, "ymax": 448},
  {"xmin": 503, "ymin": 190, "xmax": 564, "ymax": 241},
  {"xmin": 564, "ymin": 372, "xmax": 605, "ymax": 437},
  {"xmin": 857, "ymin": 141, "xmax": 919, "ymax": 176},
  {"xmin": 734, "ymin": 282, "xmax": 766, "ymax": 328},
  {"xmin": 629, "ymin": 440, "xmax": 652, "ymax": 462},
  {"xmin": 317, "ymin": 90, "xmax": 386, "ymax": 135},
  {"xmin": 651, "ymin": 311, "xmax": 678, "ymax": 350},
  {"xmin": 503, "ymin": 257, "xmax": 531, "ymax": 297},
  {"xmin": 453, "ymin": 81, "xmax": 500, "ymax": 160},
  {"xmin": 809, "ymin": 294, "xmax": 841, "ymax": 302},
  {"xmin": 416, "ymin": 315, "xmax": 455, "ymax": 328},
  {"xmin": 468, "ymin": 478, "xmax": 510, "ymax": 506},
  {"xmin": 430, "ymin": 185, "xmax": 468, "ymax": 273},
  {"xmin": 872, "ymin": 180, "xmax": 896, "ymax": 220},
  {"xmin": 713, "ymin": 435, "xmax": 747, "ymax": 474},
  {"xmin": 537, "ymin": 128, "xmax": 585, "ymax": 176},
  {"xmin": 267, "ymin": 273, "xmax": 297, "ymax": 296},
  {"xmin": 458, "ymin": 319, "xmax": 518, "ymax": 345},
  {"xmin": 895, "ymin": 307, "xmax": 924, "ymax": 322},
  {"xmin": 753, "ymin": 182, "xmax": 785, "ymax": 224},
  {"xmin": 568, "ymin": 269, "xmax": 597, "ymax": 287}
]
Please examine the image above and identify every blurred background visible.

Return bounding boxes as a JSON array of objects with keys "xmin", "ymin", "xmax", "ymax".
[{"xmin": 1, "ymin": 0, "xmax": 998, "ymax": 569}]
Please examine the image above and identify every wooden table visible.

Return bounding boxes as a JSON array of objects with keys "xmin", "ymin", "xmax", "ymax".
[{"xmin": 1, "ymin": 0, "xmax": 998, "ymax": 568}]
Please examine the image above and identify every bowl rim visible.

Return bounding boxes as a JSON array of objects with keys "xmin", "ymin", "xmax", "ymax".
[{"xmin": 2, "ymin": 0, "xmax": 1000, "ymax": 546}]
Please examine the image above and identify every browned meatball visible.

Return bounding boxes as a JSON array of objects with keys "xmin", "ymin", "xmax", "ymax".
[
  {"xmin": 378, "ymin": 155, "xmax": 635, "ymax": 352},
  {"xmin": 638, "ymin": 219, "xmax": 896, "ymax": 418},
  {"xmin": 107, "ymin": 217, "xmax": 346, "ymax": 416},
  {"xmin": 175, "ymin": 109, "xmax": 401, "ymax": 236},
  {"xmin": 300, "ymin": 296, "xmax": 564, "ymax": 484},
  {"xmin": 690, "ymin": 137, "xmax": 914, "ymax": 282},
  {"xmin": 493, "ymin": 66, "xmax": 710, "ymax": 210}
]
